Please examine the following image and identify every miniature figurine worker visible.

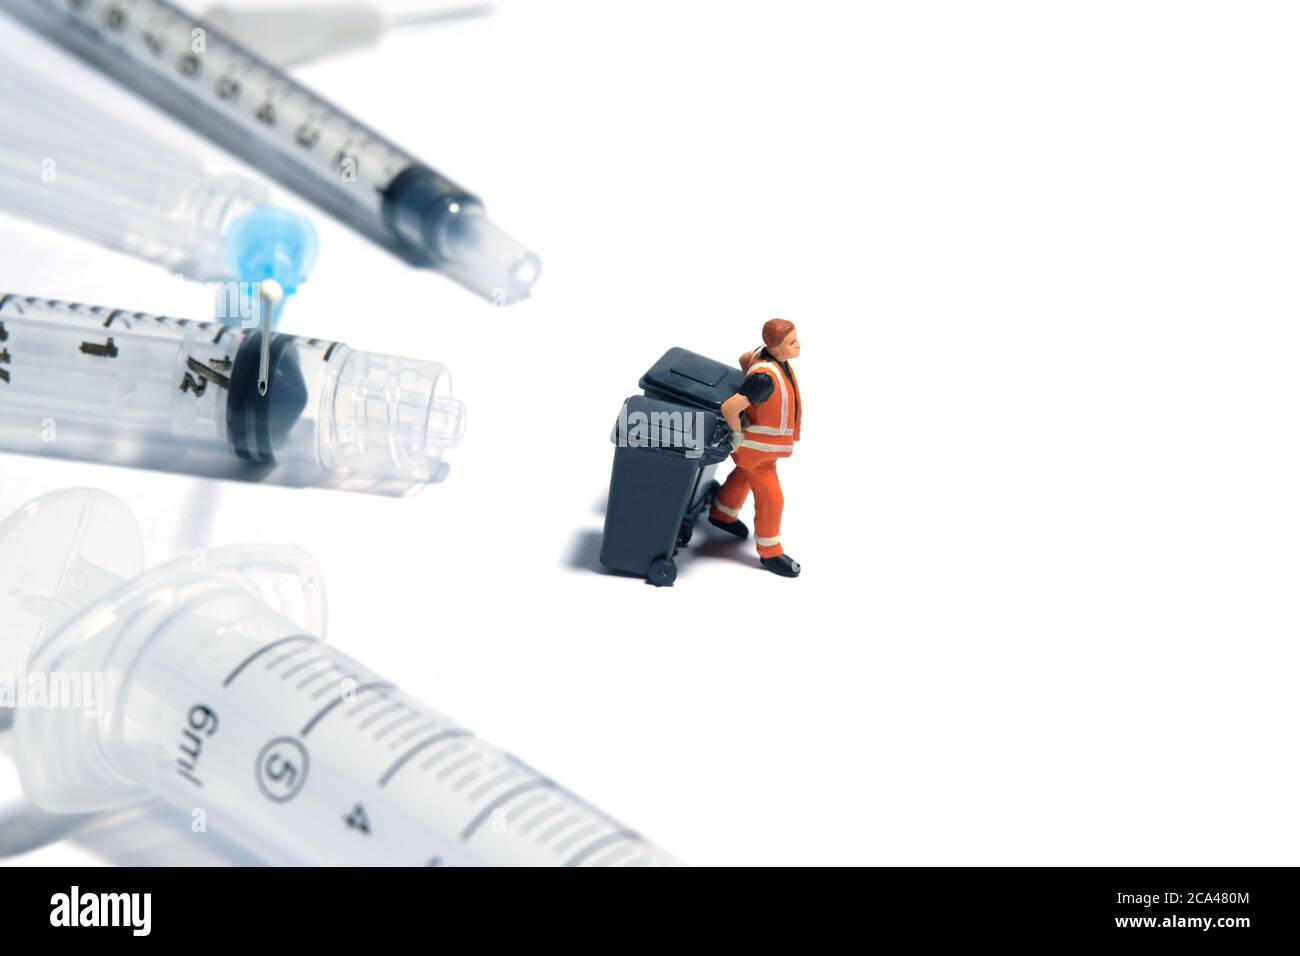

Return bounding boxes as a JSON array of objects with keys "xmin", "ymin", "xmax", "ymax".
[{"xmin": 708, "ymin": 318, "xmax": 802, "ymax": 577}]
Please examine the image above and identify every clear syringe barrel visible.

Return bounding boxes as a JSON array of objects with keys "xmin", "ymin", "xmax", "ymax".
[
  {"xmin": 0, "ymin": 65, "xmax": 257, "ymax": 281},
  {"xmin": 0, "ymin": 0, "xmax": 539, "ymax": 303},
  {"xmin": 0, "ymin": 42, "xmax": 317, "ymax": 290},
  {"xmin": 8, "ymin": 496, "xmax": 676, "ymax": 866},
  {"xmin": 0, "ymin": 293, "xmax": 464, "ymax": 493}
]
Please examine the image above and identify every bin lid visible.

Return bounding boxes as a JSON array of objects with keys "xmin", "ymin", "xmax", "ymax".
[
  {"xmin": 611, "ymin": 395, "xmax": 731, "ymax": 463},
  {"xmin": 639, "ymin": 348, "xmax": 744, "ymax": 410}
]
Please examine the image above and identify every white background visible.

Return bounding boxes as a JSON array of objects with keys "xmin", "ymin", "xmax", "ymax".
[{"xmin": 1, "ymin": 0, "xmax": 1298, "ymax": 865}]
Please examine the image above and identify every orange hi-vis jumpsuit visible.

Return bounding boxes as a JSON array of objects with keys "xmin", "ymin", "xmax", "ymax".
[{"xmin": 709, "ymin": 348, "xmax": 802, "ymax": 558}]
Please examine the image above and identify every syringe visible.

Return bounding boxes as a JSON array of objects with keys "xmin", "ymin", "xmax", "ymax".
[
  {"xmin": 0, "ymin": 0, "xmax": 540, "ymax": 305},
  {"xmin": 0, "ymin": 292, "xmax": 465, "ymax": 494},
  {"xmin": 0, "ymin": 489, "xmax": 678, "ymax": 866},
  {"xmin": 0, "ymin": 40, "xmax": 318, "ymax": 300}
]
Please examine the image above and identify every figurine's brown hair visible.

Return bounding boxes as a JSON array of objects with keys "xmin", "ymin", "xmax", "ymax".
[{"xmin": 762, "ymin": 318, "xmax": 796, "ymax": 348}]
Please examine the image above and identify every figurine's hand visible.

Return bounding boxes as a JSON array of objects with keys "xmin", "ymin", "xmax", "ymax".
[{"xmin": 728, "ymin": 431, "xmax": 745, "ymax": 452}]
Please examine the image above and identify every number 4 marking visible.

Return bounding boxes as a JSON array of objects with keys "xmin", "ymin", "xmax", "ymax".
[{"xmin": 345, "ymin": 804, "xmax": 371, "ymax": 834}]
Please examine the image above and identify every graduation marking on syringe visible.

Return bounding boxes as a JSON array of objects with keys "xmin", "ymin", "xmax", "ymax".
[
  {"xmin": 357, "ymin": 701, "xmax": 404, "ymax": 731},
  {"xmin": 310, "ymin": 672, "xmax": 358, "ymax": 701},
  {"xmin": 372, "ymin": 710, "xmax": 421, "ymax": 741},
  {"xmin": 460, "ymin": 779, "xmax": 557, "ymax": 840},
  {"xmin": 185, "ymin": 357, "xmax": 231, "ymax": 389},
  {"xmin": 262, "ymin": 641, "xmax": 316, "ymax": 673},
  {"xmin": 393, "ymin": 719, "xmax": 439, "ymax": 746},
  {"xmin": 280, "ymin": 653, "xmax": 329, "ymax": 681},
  {"xmin": 223, "ymin": 634, "xmax": 317, "ymax": 686},
  {"xmin": 378, "ymin": 729, "xmax": 472, "ymax": 788},
  {"xmin": 79, "ymin": 338, "xmax": 119, "ymax": 358},
  {"xmin": 564, "ymin": 830, "xmax": 641, "ymax": 868},
  {"xmin": 300, "ymin": 681, "xmax": 395, "ymax": 737},
  {"xmin": 179, "ymin": 373, "xmax": 207, "ymax": 397},
  {"xmin": 295, "ymin": 664, "xmax": 342, "ymax": 692}
]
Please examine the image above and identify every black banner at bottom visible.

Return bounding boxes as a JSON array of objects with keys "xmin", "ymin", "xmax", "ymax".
[{"xmin": 0, "ymin": 866, "xmax": 1292, "ymax": 943}]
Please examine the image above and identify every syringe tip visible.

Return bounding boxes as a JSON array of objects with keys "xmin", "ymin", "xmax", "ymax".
[
  {"xmin": 427, "ymin": 396, "xmax": 467, "ymax": 451},
  {"xmin": 430, "ymin": 203, "xmax": 540, "ymax": 305}
]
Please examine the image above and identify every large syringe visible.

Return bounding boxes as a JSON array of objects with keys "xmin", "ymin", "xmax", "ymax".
[
  {"xmin": 0, "ymin": 292, "xmax": 464, "ymax": 494},
  {"xmin": 0, "ymin": 0, "xmax": 540, "ymax": 305},
  {"xmin": 0, "ymin": 489, "xmax": 677, "ymax": 866}
]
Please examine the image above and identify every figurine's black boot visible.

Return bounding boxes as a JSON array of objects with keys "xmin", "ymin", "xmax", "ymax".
[
  {"xmin": 709, "ymin": 516, "xmax": 749, "ymax": 539},
  {"xmin": 761, "ymin": 554, "xmax": 801, "ymax": 577}
]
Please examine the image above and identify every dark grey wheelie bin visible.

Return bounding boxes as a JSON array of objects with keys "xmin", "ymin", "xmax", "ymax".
[{"xmin": 600, "ymin": 348, "xmax": 744, "ymax": 586}]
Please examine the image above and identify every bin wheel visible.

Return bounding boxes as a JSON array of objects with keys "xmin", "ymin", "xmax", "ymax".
[
  {"xmin": 676, "ymin": 521, "xmax": 694, "ymax": 548},
  {"xmin": 703, "ymin": 479, "xmax": 722, "ymax": 506},
  {"xmin": 648, "ymin": 557, "xmax": 677, "ymax": 587}
]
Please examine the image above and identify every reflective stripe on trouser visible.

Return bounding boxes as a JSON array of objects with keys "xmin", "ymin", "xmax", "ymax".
[{"xmin": 708, "ymin": 455, "xmax": 784, "ymax": 558}]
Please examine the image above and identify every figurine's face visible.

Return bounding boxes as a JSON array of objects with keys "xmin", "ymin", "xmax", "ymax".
[{"xmin": 771, "ymin": 328, "xmax": 800, "ymax": 361}]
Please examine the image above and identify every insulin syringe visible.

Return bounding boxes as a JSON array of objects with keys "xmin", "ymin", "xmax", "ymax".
[
  {"xmin": 0, "ymin": 489, "xmax": 677, "ymax": 866},
  {"xmin": 0, "ymin": 0, "xmax": 540, "ymax": 305},
  {"xmin": 0, "ymin": 292, "xmax": 464, "ymax": 494}
]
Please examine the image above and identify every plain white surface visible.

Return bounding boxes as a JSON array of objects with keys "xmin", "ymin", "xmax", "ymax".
[{"xmin": 1, "ymin": 0, "xmax": 1298, "ymax": 865}]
